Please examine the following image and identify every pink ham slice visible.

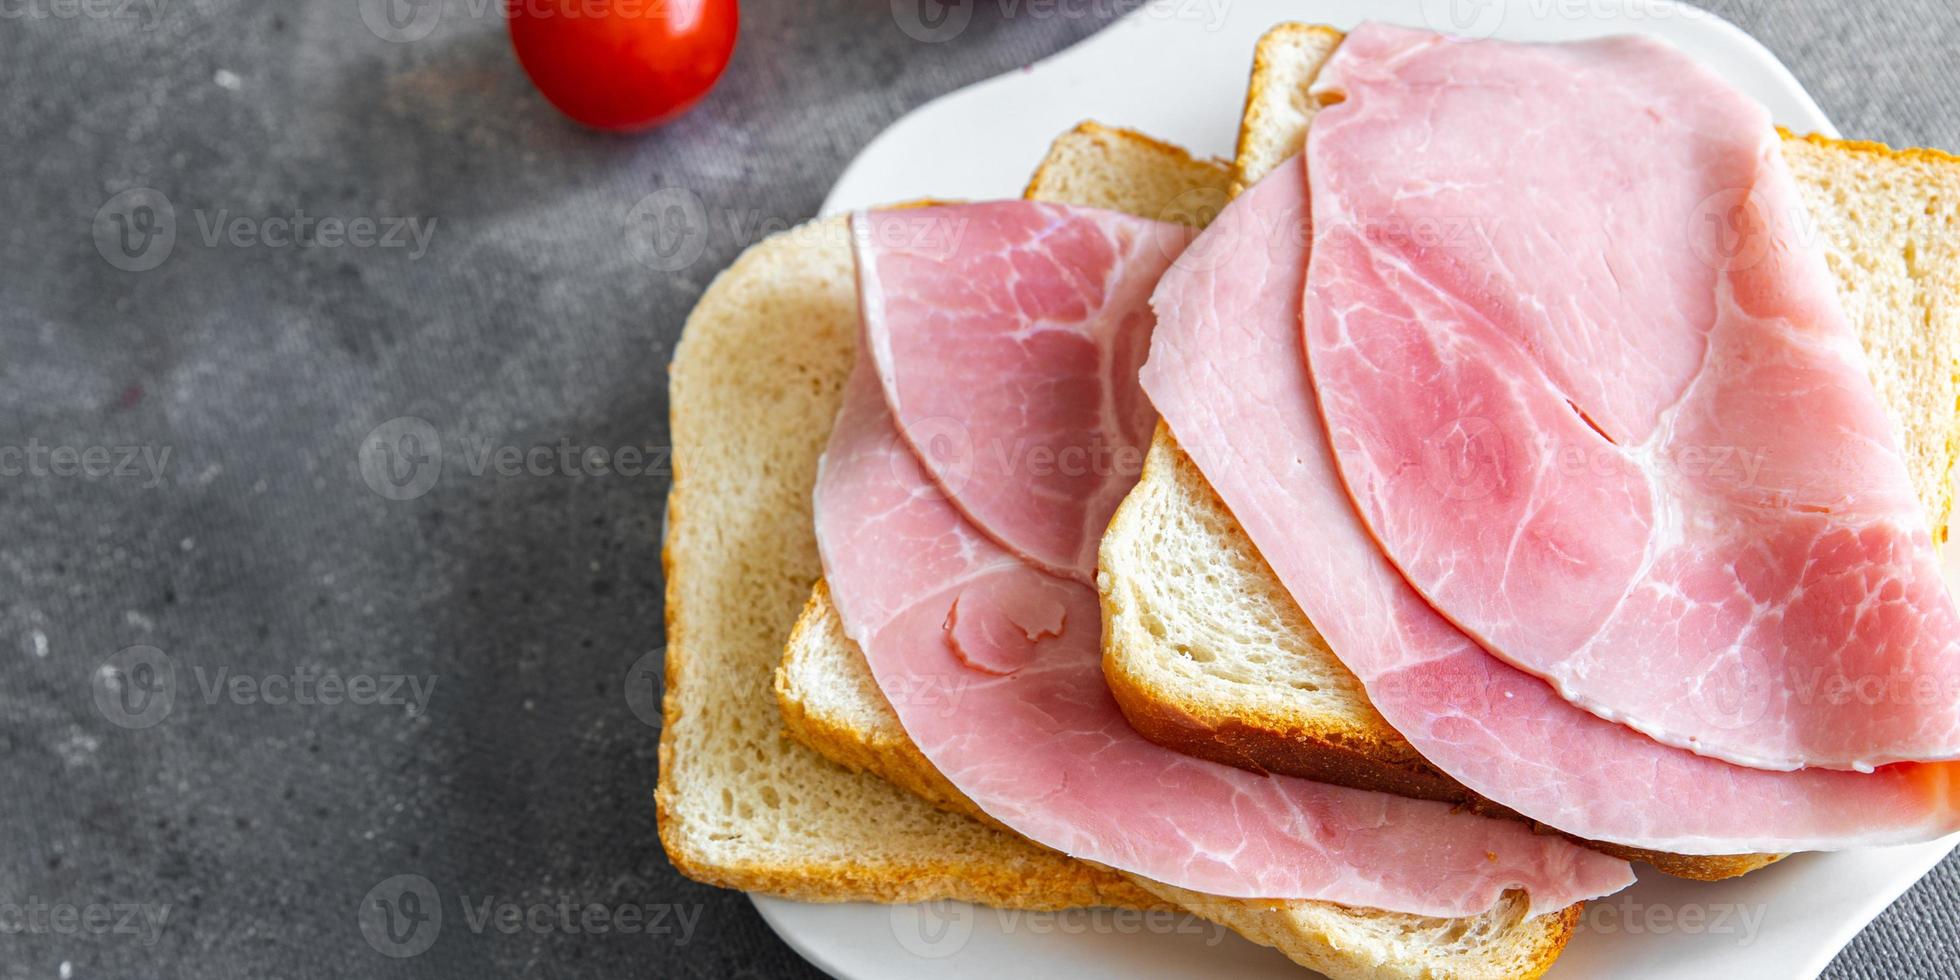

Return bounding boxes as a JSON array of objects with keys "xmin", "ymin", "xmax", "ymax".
[
  {"xmin": 816, "ymin": 349, "xmax": 1633, "ymax": 916},
  {"xmin": 1144, "ymin": 154, "xmax": 1960, "ymax": 854},
  {"xmin": 854, "ymin": 204, "xmax": 1194, "ymax": 581},
  {"xmin": 1300, "ymin": 24, "xmax": 1960, "ymax": 772}
]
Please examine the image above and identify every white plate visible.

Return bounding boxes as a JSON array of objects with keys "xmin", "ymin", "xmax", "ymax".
[{"xmin": 764, "ymin": 2, "xmax": 1960, "ymax": 978}]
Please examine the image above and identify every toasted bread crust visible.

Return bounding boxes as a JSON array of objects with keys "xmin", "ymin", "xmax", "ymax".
[
  {"xmin": 1024, "ymin": 121, "xmax": 1228, "ymax": 199},
  {"xmin": 660, "ymin": 213, "xmax": 1177, "ymax": 911},
  {"xmin": 1232, "ymin": 22, "xmax": 1346, "ymax": 192},
  {"xmin": 774, "ymin": 587, "xmax": 1166, "ymax": 910},
  {"xmin": 1105, "ymin": 425, "xmax": 1785, "ymax": 881},
  {"xmin": 1778, "ymin": 127, "xmax": 1960, "ymax": 545},
  {"xmin": 1782, "ymin": 126, "xmax": 1960, "ymax": 169},
  {"xmin": 780, "ymin": 584, "xmax": 1584, "ymax": 980}
]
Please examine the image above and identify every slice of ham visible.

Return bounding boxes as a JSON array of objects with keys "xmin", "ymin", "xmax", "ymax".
[
  {"xmin": 1300, "ymin": 24, "xmax": 1960, "ymax": 772},
  {"xmin": 854, "ymin": 204, "xmax": 1194, "ymax": 581},
  {"xmin": 816, "ymin": 350, "xmax": 1633, "ymax": 916},
  {"xmin": 1144, "ymin": 154, "xmax": 1960, "ymax": 854}
]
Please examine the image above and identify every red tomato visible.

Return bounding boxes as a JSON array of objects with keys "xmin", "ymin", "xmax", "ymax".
[{"xmin": 507, "ymin": 0, "xmax": 739, "ymax": 132}]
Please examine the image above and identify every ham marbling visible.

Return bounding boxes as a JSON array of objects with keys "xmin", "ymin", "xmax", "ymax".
[
  {"xmin": 1300, "ymin": 24, "xmax": 1960, "ymax": 772},
  {"xmin": 815, "ymin": 351, "xmax": 1632, "ymax": 915},
  {"xmin": 818, "ymin": 199, "xmax": 1633, "ymax": 914},
  {"xmin": 1144, "ymin": 154, "xmax": 1960, "ymax": 854},
  {"xmin": 854, "ymin": 204, "xmax": 1191, "ymax": 581}
]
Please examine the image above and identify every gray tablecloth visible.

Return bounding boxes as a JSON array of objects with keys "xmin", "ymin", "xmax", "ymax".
[{"xmin": 1, "ymin": 2, "xmax": 1955, "ymax": 977}]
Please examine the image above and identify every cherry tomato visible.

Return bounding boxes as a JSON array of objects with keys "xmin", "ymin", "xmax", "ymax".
[{"xmin": 507, "ymin": 0, "xmax": 739, "ymax": 132}]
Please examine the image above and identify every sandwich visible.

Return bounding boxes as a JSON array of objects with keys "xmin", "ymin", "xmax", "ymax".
[
  {"xmin": 664, "ymin": 20, "xmax": 1960, "ymax": 980},
  {"xmin": 669, "ymin": 117, "xmax": 1597, "ymax": 978}
]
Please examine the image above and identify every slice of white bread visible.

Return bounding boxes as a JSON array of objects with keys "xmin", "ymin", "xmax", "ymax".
[
  {"xmin": 781, "ymin": 585, "xmax": 1579, "ymax": 980},
  {"xmin": 1100, "ymin": 22, "xmax": 1960, "ymax": 881},
  {"xmin": 773, "ymin": 123, "xmax": 1586, "ymax": 980},
  {"xmin": 659, "ymin": 144, "xmax": 1158, "ymax": 909}
]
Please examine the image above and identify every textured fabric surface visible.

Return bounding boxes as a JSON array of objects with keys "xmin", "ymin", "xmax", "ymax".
[{"xmin": 0, "ymin": 1, "xmax": 1953, "ymax": 978}]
